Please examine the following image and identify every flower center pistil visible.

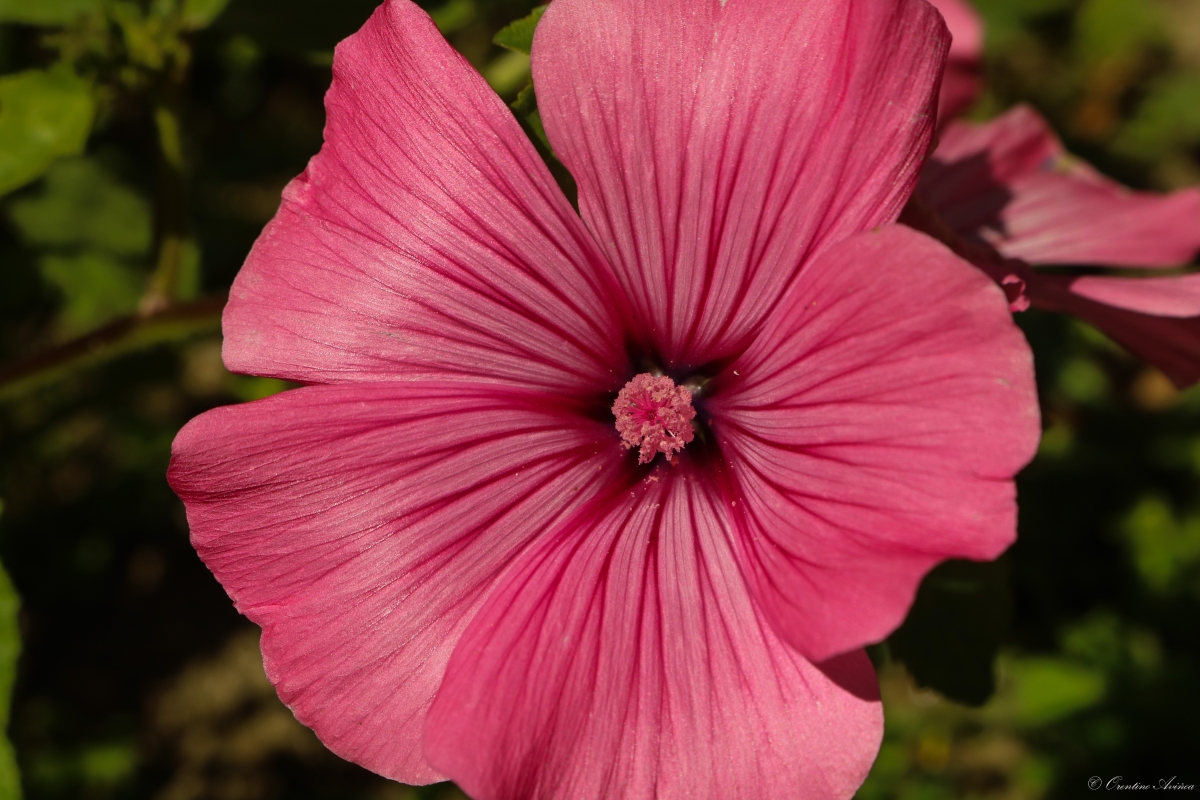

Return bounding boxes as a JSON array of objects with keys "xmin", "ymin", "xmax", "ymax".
[{"xmin": 612, "ymin": 373, "xmax": 696, "ymax": 465}]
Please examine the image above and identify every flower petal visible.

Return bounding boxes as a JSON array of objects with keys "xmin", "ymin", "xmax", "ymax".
[
  {"xmin": 928, "ymin": 0, "xmax": 984, "ymax": 121},
  {"xmin": 532, "ymin": 0, "xmax": 947, "ymax": 367},
  {"xmin": 920, "ymin": 104, "xmax": 1200, "ymax": 267},
  {"xmin": 222, "ymin": 0, "xmax": 627, "ymax": 393},
  {"xmin": 709, "ymin": 226, "xmax": 1040, "ymax": 661},
  {"xmin": 1070, "ymin": 273, "xmax": 1200, "ymax": 318},
  {"xmin": 424, "ymin": 472, "xmax": 881, "ymax": 800},
  {"xmin": 1027, "ymin": 273, "xmax": 1200, "ymax": 387},
  {"xmin": 167, "ymin": 382, "xmax": 623, "ymax": 784}
]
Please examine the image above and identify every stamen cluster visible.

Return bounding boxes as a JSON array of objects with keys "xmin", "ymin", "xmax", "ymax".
[{"xmin": 612, "ymin": 373, "xmax": 697, "ymax": 465}]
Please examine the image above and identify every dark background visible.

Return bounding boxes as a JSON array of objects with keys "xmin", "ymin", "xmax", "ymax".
[{"xmin": 0, "ymin": 0, "xmax": 1198, "ymax": 797}]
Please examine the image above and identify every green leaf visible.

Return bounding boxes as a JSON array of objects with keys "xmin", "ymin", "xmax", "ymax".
[
  {"xmin": 0, "ymin": 551, "xmax": 21, "ymax": 800},
  {"xmin": 525, "ymin": 108, "xmax": 551, "ymax": 152},
  {"xmin": 482, "ymin": 50, "xmax": 531, "ymax": 96},
  {"xmin": 888, "ymin": 559, "xmax": 1012, "ymax": 706},
  {"xmin": 507, "ymin": 85, "xmax": 576, "ymax": 208},
  {"xmin": 428, "ymin": 0, "xmax": 475, "ymax": 35},
  {"xmin": 7, "ymin": 158, "xmax": 152, "ymax": 257},
  {"xmin": 1006, "ymin": 657, "xmax": 1106, "ymax": 727},
  {"xmin": 6, "ymin": 157, "xmax": 150, "ymax": 336},
  {"xmin": 511, "ymin": 83, "xmax": 538, "ymax": 117},
  {"xmin": 0, "ymin": 0, "xmax": 98, "ymax": 26},
  {"xmin": 1075, "ymin": 0, "xmax": 1165, "ymax": 65},
  {"xmin": 1120, "ymin": 496, "xmax": 1200, "ymax": 594},
  {"xmin": 38, "ymin": 253, "xmax": 144, "ymax": 335},
  {"xmin": 181, "ymin": 0, "xmax": 233, "ymax": 29},
  {"xmin": 493, "ymin": 5, "xmax": 546, "ymax": 55},
  {"xmin": 972, "ymin": 0, "xmax": 1072, "ymax": 50},
  {"xmin": 1113, "ymin": 73, "xmax": 1200, "ymax": 160},
  {"xmin": 0, "ymin": 69, "xmax": 94, "ymax": 197}
]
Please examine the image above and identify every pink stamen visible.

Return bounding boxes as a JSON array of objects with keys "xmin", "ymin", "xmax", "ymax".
[{"xmin": 612, "ymin": 374, "xmax": 696, "ymax": 465}]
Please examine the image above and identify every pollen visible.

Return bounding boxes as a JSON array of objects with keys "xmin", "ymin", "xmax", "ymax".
[{"xmin": 612, "ymin": 373, "xmax": 696, "ymax": 465}]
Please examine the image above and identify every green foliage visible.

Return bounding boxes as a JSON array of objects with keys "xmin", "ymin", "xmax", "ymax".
[
  {"xmin": 0, "ymin": 0, "xmax": 1197, "ymax": 797},
  {"xmin": 1121, "ymin": 497, "xmax": 1200, "ymax": 596},
  {"xmin": 181, "ymin": 0, "xmax": 233, "ymax": 30},
  {"xmin": 1058, "ymin": 357, "xmax": 1110, "ymax": 404},
  {"xmin": 482, "ymin": 50, "xmax": 530, "ymax": 95},
  {"xmin": 1003, "ymin": 657, "xmax": 1107, "ymax": 727},
  {"xmin": 511, "ymin": 82, "xmax": 537, "ymax": 117},
  {"xmin": 1074, "ymin": 0, "xmax": 1164, "ymax": 66},
  {"xmin": 0, "ymin": 0, "xmax": 98, "ymax": 26},
  {"xmin": 1113, "ymin": 73, "xmax": 1200, "ymax": 161},
  {"xmin": 8, "ymin": 158, "xmax": 151, "ymax": 256},
  {"xmin": 492, "ymin": 5, "xmax": 544, "ymax": 54},
  {"xmin": 0, "ymin": 69, "xmax": 94, "ymax": 197},
  {"xmin": 7, "ymin": 157, "xmax": 151, "ymax": 335},
  {"xmin": 0, "ymin": 537, "xmax": 21, "ymax": 800},
  {"xmin": 37, "ymin": 253, "xmax": 143, "ymax": 335},
  {"xmin": 429, "ymin": 0, "xmax": 476, "ymax": 35},
  {"xmin": 972, "ymin": 0, "xmax": 1071, "ymax": 51}
]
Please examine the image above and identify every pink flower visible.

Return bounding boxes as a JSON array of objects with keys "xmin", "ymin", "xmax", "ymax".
[
  {"xmin": 919, "ymin": 0, "xmax": 1200, "ymax": 386},
  {"xmin": 167, "ymin": 1, "xmax": 1039, "ymax": 798}
]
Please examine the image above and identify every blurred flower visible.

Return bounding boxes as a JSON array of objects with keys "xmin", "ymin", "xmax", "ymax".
[
  {"xmin": 929, "ymin": 0, "xmax": 984, "ymax": 124},
  {"xmin": 167, "ymin": 1, "xmax": 1039, "ymax": 798},
  {"xmin": 919, "ymin": 0, "xmax": 1200, "ymax": 387}
]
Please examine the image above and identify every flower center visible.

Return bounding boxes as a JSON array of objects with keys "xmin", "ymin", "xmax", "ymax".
[{"xmin": 612, "ymin": 373, "xmax": 697, "ymax": 465}]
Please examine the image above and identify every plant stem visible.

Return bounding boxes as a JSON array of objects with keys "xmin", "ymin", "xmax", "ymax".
[{"xmin": 0, "ymin": 295, "xmax": 225, "ymax": 402}]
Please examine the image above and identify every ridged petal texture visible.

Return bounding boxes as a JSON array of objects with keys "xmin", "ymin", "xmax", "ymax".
[
  {"xmin": 917, "ymin": 103, "xmax": 1200, "ymax": 384},
  {"xmin": 532, "ymin": 0, "xmax": 948, "ymax": 367},
  {"xmin": 221, "ymin": 0, "xmax": 628, "ymax": 393},
  {"xmin": 169, "ymin": 0, "xmax": 1042, "ymax": 797},
  {"xmin": 424, "ymin": 473, "xmax": 884, "ymax": 800},
  {"xmin": 920, "ymin": 105, "xmax": 1200, "ymax": 271},
  {"xmin": 169, "ymin": 383, "xmax": 622, "ymax": 783},
  {"xmin": 709, "ymin": 227, "xmax": 1039, "ymax": 662},
  {"xmin": 1026, "ymin": 276, "xmax": 1200, "ymax": 388}
]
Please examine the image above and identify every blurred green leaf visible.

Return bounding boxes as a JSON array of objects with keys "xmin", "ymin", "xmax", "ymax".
[
  {"xmin": 38, "ymin": 252, "xmax": 143, "ymax": 335},
  {"xmin": 888, "ymin": 560, "xmax": 1011, "ymax": 706},
  {"xmin": 1122, "ymin": 496, "xmax": 1200, "ymax": 594},
  {"xmin": 182, "ymin": 0, "xmax": 233, "ymax": 29},
  {"xmin": 1075, "ymin": 0, "xmax": 1164, "ymax": 65},
  {"xmin": 8, "ymin": 158, "xmax": 152, "ymax": 256},
  {"xmin": 482, "ymin": 50, "xmax": 530, "ymax": 95},
  {"xmin": 492, "ymin": 5, "xmax": 544, "ymax": 54},
  {"xmin": 0, "ymin": 0, "xmax": 98, "ymax": 26},
  {"xmin": 1006, "ymin": 657, "xmax": 1106, "ymax": 727},
  {"xmin": 0, "ymin": 553, "xmax": 21, "ymax": 800},
  {"xmin": 973, "ymin": 0, "xmax": 1071, "ymax": 50},
  {"xmin": 1113, "ymin": 73, "xmax": 1200, "ymax": 160},
  {"xmin": 5, "ymin": 157, "xmax": 151, "ymax": 335},
  {"xmin": 1058, "ymin": 357, "xmax": 1109, "ymax": 404},
  {"xmin": 79, "ymin": 742, "xmax": 135, "ymax": 787},
  {"xmin": 229, "ymin": 376, "xmax": 289, "ymax": 401},
  {"xmin": 429, "ymin": 0, "xmax": 476, "ymax": 35},
  {"xmin": 0, "ymin": 69, "xmax": 94, "ymax": 197}
]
